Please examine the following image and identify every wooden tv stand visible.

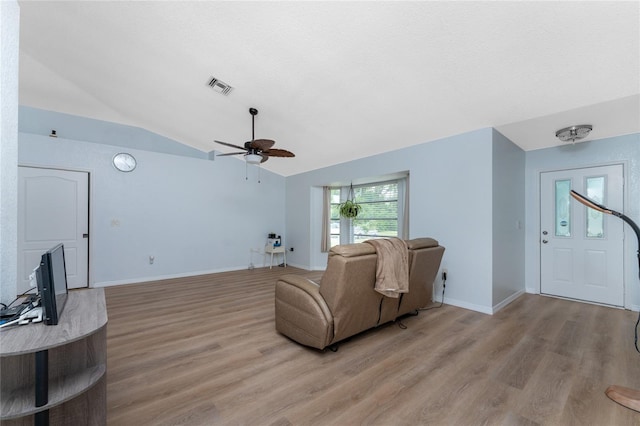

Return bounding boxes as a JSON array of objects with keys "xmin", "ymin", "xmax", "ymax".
[{"xmin": 0, "ymin": 288, "xmax": 107, "ymax": 425}]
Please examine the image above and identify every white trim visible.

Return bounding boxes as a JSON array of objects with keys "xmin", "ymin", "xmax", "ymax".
[
  {"xmin": 434, "ymin": 294, "xmax": 493, "ymax": 315},
  {"xmin": 92, "ymin": 265, "xmax": 265, "ymax": 287},
  {"xmin": 492, "ymin": 290, "xmax": 525, "ymax": 314},
  {"xmin": 433, "ymin": 290, "xmax": 524, "ymax": 315},
  {"xmin": 93, "ymin": 264, "xmax": 327, "ymax": 287},
  {"xmin": 285, "ymin": 261, "xmax": 325, "ymax": 271}
]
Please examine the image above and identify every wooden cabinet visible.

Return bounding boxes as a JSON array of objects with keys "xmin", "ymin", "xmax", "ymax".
[{"xmin": 0, "ymin": 289, "xmax": 107, "ymax": 425}]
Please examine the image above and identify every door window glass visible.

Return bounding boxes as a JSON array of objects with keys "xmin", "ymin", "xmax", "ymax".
[
  {"xmin": 555, "ymin": 179, "xmax": 571, "ymax": 237},
  {"xmin": 586, "ymin": 176, "xmax": 605, "ymax": 238}
]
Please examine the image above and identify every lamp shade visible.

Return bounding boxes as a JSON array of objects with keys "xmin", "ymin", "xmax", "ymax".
[{"xmin": 245, "ymin": 153, "xmax": 262, "ymax": 164}]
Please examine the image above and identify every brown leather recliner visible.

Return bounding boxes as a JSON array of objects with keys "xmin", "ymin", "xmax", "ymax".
[{"xmin": 274, "ymin": 238, "xmax": 445, "ymax": 350}]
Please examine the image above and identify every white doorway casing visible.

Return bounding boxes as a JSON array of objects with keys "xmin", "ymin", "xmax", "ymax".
[
  {"xmin": 540, "ymin": 164, "xmax": 624, "ymax": 306},
  {"xmin": 18, "ymin": 167, "xmax": 89, "ymax": 292}
]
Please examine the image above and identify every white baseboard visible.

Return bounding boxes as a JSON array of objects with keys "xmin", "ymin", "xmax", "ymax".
[
  {"xmin": 433, "ymin": 294, "xmax": 493, "ymax": 315},
  {"xmin": 433, "ymin": 290, "xmax": 525, "ymax": 315},
  {"xmin": 283, "ymin": 262, "xmax": 326, "ymax": 271},
  {"xmin": 492, "ymin": 290, "xmax": 525, "ymax": 314},
  {"xmin": 92, "ymin": 263, "xmax": 326, "ymax": 288},
  {"xmin": 92, "ymin": 265, "xmax": 250, "ymax": 288}
]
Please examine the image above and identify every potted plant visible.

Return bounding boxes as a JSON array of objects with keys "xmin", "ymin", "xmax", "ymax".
[{"xmin": 339, "ymin": 183, "xmax": 361, "ymax": 219}]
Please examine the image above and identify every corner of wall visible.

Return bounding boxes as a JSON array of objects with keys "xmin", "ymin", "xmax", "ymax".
[{"xmin": 0, "ymin": 0, "xmax": 20, "ymax": 304}]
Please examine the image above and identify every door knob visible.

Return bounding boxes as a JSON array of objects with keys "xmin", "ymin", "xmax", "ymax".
[
  {"xmin": 542, "ymin": 231, "xmax": 548, "ymax": 235},
  {"xmin": 542, "ymin": 239, "xmax": 548, "ymax": 244}
]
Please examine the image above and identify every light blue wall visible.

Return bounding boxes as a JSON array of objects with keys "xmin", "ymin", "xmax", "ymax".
[
  {"xmin": 286, "ymin": 128, "xmax": 500, "ymax": 312},
  {"xmin": 525, "ymin": 133, "xmax": 640, "ymax": 309},
  {"xmin": 20, "ymin": 106, "xmax": 210, "ymax": 160},
  {"xmin": 21, "ymin": 105, "xmax": 634, "ymax": 315},
  {"xmin": 492, "ymin": 129, "xmax": 525, "ymax": 306},
  {"xmin": 18, "ymin": 108, "xmax": 286, "ymax": 287},
  {"xmin": 0, "ymin": 0, "xmax": 20, "ymax": 304}
]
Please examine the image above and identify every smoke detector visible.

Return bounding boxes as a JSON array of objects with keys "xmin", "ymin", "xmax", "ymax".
[
  {"xmin": 555, "ymin": 124, "xmax": 592, "ymax": 143},
  {"xmin": 207, "ymin": 77, "xmax": 233, "ymax": 96}
]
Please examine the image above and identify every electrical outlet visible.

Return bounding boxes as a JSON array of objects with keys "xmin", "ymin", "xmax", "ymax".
[
  {"xmin": 290, "ymin": 247, "xmax": 294, "ymax": 252},
  {"xmin": 442, "ymin": 268, "xmax": 448, "ymax": 281}
]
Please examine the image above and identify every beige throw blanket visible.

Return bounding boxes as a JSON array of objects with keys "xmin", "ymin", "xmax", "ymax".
[{"xmin": 365, "ymin": 238, "xmax": 409, "ymax": 298}]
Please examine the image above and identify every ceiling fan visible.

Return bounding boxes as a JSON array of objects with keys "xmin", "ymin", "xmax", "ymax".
[{"xmin": 214, "ymin": 108, "xmax": 295, "ymax": 164}]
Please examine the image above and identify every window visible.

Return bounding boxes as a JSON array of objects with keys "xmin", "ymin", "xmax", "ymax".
[
  {"xmin": 325, "ymin": 177, "xmax": 408, "ymax": 248},
  {"xmin": 585, "ymin": 176, "xmax": 605, "ymax": 238},
  {"xmin": 554, "ymin": 179, "xmax": 571, "ymax": 237}
]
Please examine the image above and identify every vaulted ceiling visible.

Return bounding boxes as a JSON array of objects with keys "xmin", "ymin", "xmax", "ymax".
[{"xmin": 18, "ymin": 1, "xmax": 639, "ymax": 176}]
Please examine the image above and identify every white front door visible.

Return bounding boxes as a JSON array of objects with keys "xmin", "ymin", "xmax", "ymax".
[
  {"xmin": 540, "ymin": 164, "xmax": 624, "ymax": 306},
  {"xmin": 18, "ymin": 167, "xmax": 89, "ymax": 292}
]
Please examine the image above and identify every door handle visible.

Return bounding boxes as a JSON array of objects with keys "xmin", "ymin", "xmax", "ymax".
[
  {"xmin": 83, "ymin": 233, "xmax": 89, "ymax": 239},
  {"xmin": 542, "ymin": 231, "xmax": 548, "ymax": 235},
  {"xmin": 542, "ymin": 239, "xmax": 548, "ymax": 244}
]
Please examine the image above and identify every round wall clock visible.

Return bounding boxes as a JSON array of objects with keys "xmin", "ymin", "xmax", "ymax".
[{"xmin": 113, "ymin": 153, "xmax": 137, "ymax": 172}]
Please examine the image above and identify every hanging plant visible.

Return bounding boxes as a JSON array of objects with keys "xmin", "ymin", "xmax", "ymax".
[{"xmin": 339, "ymin": 183, "xmax": 361, "ymax": 219}]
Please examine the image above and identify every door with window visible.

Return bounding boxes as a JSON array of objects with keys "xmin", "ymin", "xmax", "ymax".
[
  {"xmin": 18, "ymin": 167, "xmax": 90, "ymax": 293},
  {"xmin": 540, "ymin": 164, "xmax": 624, "ymax": 306}
]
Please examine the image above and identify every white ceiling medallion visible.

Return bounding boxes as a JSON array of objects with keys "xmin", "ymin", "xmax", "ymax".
[{"xmin": 555, "ymin": 124, "xmax": 593, "ymax": 143}]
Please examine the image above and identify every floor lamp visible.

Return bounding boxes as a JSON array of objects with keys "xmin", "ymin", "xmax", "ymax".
[{"xmin": 570, "ymin": 189, "xmax": 640, "ymax": 412}]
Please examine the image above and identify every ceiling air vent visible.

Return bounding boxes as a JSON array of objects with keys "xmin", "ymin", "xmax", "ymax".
[{"xmin": 207, "ymin": 77, "xmax": 233, "ymax": 96}]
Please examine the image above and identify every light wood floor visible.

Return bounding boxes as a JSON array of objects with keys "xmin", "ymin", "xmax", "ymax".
[{"xmin": 105, "ymin": 267, "xmax": 640, "ymax": 425}]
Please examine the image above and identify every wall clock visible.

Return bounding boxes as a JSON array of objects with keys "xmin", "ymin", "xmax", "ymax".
[{"xmin": 113, "ymin": 153, "xmax": 137, "ymax": 172}]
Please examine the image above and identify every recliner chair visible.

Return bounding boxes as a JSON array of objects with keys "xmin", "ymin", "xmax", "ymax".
[{"xmin": 274, "ymin": 238, "xmax": 445, "ymax": 350}]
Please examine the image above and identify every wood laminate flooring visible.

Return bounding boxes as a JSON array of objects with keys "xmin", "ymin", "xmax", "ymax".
[{"xmin": 105, "ymin": 267, "xmax": 640, "ymax": 425}]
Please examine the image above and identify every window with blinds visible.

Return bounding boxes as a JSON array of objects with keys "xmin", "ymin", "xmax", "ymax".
[{"xmin": 328, "ymin": 179, "xmax": 404, "ymax": 247}]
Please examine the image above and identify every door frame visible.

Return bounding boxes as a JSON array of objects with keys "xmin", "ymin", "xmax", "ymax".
[
  {"xmin": 536, "ymin": 160, "xmax": 630, "ymax": 308},
  {"xmin": 18, "ymin": 162, "xmax": 93, "ymax": 288}
]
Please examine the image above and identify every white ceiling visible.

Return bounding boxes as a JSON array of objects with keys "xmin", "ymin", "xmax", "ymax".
[{"xmin": 17, "ymin": 1, "xmax": 640, "ymax": 176}]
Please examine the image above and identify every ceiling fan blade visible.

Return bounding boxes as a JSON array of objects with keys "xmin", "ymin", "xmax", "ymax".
[
  {"xmin": 214, "ymin": 140, "xmax": 247, "ymax": 151},
  {"xmin": 250, "ymin": 139, "xmax": 275, "ymax": 151},
  {"xmin": 260, "ymin": 154, "xmax": 269, "ymax": 163},
  {"xmin": 264, "ymin": 148, "xmax": 295, "ymax": 158},
  {"xmin": 216, "ymin": 152, "xmax": 246, "ymax": 156}
]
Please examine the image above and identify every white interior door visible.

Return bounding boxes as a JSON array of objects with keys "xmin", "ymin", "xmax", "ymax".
[
  {"xmin": 540, "ymin": 164, "xmax": 624, "ymax": 306},
  {"xmin": 18, "ymin": 167, "xmax": 89, "ymax": 292}
]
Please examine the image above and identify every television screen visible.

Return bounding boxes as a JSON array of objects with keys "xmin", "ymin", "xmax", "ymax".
[{"xmin": 37, "ymin": 243, "xmax": 68, "ymax": 325}]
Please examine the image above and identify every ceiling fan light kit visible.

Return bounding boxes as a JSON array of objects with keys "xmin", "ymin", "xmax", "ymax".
[
  {"xmin": 555, "ymin": 124, "xmax": 593, "ymax": 143},
  {"xmin": 245, "ymin": 153, "xmax": 263, "ymax": 164}
]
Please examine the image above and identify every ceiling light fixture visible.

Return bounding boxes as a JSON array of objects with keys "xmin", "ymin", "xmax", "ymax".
[
  {"xmin": 555, "ymin": 124, "xmax": 593, "ymax": 143},
  {"xmin": 245, "ymin": 153, "xmax": 262, "ymax": 164}
]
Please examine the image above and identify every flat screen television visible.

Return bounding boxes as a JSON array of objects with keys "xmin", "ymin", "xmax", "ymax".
[{"xmin": 36, "ymin": 243, "xmax": 69, "ymax": 325}]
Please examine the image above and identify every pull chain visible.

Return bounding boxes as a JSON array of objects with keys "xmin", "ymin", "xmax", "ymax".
[{"xmin": 245, "ymin": 161, "xmax": 261, "ymax": 183}]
